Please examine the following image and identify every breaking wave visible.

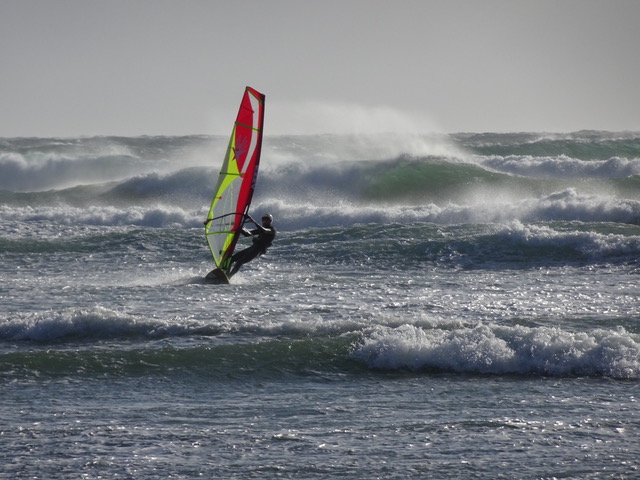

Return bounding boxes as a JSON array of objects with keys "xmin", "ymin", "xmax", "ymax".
[
  {"xmin": 2, "ymin": 306, "xmax": 638, "ymax": 380},
  {"xmin": 1, "ymin": 131, "xmax": 639, "ymax": 231}
]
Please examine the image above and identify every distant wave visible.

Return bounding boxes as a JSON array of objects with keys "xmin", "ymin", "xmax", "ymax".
[
  {"xmin": 102, "ymin": 167, "xmax": 212, "ymax": 205},
  {"xmin": 0, "ymin": 151, "xmax": 145, "ymax": 191},
  {"xmin": 0, "ymin": 135, "xmax": 218, "ymax": 192},
  {"xmin": 454, "ymin": 130, "xmax": 640, "ymax": 160},
  {"xmin": 1, "ymin": 133, "xmax": 639, "ymax": 231},
  {"xmin": 7, "ymin": 217, "xmax": 639, "ymax": 276},
  {"xmin": 281, "ymin": 221, "xmax": 640, "ymax": 269},
  {"xmin": 1, "ymin": 187, "xmax": 639, "ymax": 231},
  {"xmin": 4, "ymin": 131, "xmax": 638, "ymax": 192},
  {"xmin": 0, "ymin": 204, "xmax": 201, "ymax": 229},
  {"xmin": 477, "ymin": 154, "xmax": 640, "ymax": 179}
]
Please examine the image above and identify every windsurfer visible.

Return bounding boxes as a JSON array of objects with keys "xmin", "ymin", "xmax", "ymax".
[{"xmin": 228, "ymin": 214, "xmax": 276, "ymax": 277}]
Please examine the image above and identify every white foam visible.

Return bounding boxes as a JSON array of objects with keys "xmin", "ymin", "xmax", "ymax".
[{"xmin": 351, "ymin": 323, "xmax": 640, "ymax": 378}]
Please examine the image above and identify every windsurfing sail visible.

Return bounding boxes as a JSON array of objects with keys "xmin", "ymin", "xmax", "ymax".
[{"xmin": 204, "ymin": 86, "xmax": 265, "ymax": 273}]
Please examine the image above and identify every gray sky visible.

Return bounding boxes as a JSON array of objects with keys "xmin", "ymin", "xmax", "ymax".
[{"xmin": 1, "ymin": 0, "xmax": 639, "ymax": 136}]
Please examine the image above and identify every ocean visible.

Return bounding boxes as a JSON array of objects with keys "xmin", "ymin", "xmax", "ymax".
[{"xmin": 1, "ymin": 131, "xmax": 639, "ymax": 479}]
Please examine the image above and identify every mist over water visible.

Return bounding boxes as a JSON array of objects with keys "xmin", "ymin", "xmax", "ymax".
[{"xmin": 1, "ymin": 131, "xmax": 639, "ymax": 229}]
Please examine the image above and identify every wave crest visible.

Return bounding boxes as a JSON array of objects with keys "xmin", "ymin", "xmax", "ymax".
[{"xmin": 351, "ymin": 323, "xmax": 640, "ymax": 378}]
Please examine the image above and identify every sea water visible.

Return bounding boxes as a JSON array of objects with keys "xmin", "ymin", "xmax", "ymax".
[{"xmin": 1, "ymin": 131, "xmax": 639, "ymax": 479}]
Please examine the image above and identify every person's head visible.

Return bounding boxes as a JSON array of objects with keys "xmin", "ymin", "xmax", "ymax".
[{"xmin": 261, "ymin": 213, "xmax": 273, "ymax": 226}]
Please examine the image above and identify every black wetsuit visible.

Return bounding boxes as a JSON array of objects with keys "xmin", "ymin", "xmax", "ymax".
[{"xmin": 229, "ymin": 223, "xmax": 276, "ymax": 276}]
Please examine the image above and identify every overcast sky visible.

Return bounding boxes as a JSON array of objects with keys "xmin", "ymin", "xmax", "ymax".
[{"xmin": 1, "ymin": 0, "xmax": 639, "ymax": 137}]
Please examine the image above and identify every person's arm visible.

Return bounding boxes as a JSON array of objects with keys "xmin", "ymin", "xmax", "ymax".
[{"xmin": 243, "ymin": 215, "xmax": 264, "ymax": 235}]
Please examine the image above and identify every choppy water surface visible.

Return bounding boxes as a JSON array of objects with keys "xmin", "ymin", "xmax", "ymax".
[{"xmin": 1, "ymin": 131, "xmax": 639, "ymax": 478}]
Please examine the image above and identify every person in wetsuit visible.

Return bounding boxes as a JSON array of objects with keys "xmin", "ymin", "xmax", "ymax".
[{"xmin": 228, "ymin": 213, "xmax": 276, "ymax": 277}]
